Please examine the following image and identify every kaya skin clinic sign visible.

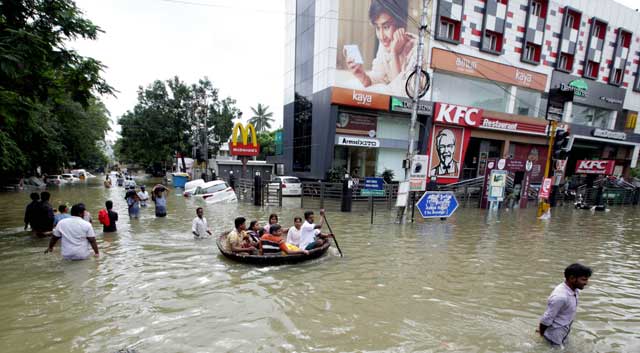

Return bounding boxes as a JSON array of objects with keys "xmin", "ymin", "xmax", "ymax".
[{"xmin": 431, "ymin": 48, "xmax": 547, "ymax": 91}]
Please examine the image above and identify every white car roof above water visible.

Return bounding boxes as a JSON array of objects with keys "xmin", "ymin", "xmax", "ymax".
[{"xmin": 199, "ymin": 180, "xmax": 228, "ymax": 189}]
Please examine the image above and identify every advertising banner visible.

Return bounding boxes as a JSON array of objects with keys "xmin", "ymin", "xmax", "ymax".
[
  {"xmin": 488, "ymin": 170, "xmax": 508, "ymax": 202},
  {"xmin": 409, "ymin": 154, "xmax": 428, "ymax": 191},
  {"xmin": 336, "ymin": 112, "xmax": 377, "ymax": 137},
  {"xmin": 229, "ymin": 123, "xmax": 260, "ymax": 156},
  {"xmin": 336, "ymin": 0, "xmax": 427, "ymax": 97},
  {"xmin": 575, "ymin": 160, "xmax": 615, "ymax": 175},
  {"xmin": 539, "ymin": 178, "xmax": 552, "ymax": 199},
  {"xmin": 428, "ymin": 124, "xmax": 471, "ymax": 182}
]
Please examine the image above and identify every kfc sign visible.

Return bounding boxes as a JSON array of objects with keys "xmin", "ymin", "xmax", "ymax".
[
  {"xmin": 575, "ymin": 160, "xmax": 615, "ymax": 175},
  {"xmin": 434, "ymin": 103, "xmax": 483, "ymax": 127}
]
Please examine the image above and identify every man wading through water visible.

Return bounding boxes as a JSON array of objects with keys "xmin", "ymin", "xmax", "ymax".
[{"xmin": 538, "ymin": 263, "xmax": 592, "ymax": 346}]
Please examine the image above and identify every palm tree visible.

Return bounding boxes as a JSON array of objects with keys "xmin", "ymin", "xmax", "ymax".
[{"xmin": 249, "ymin": 103, "xmax": 274, "ymax": 132}]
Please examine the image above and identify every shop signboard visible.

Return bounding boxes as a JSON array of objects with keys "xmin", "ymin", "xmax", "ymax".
[
  {"xmin": 390, "ymin": 96, "xmax": 433, "ymax": 115},
  {"xmin": 336, "ymin": 113, "xmax": 377, "ymax": 137},
  {"xmin": 481, "ymin": 158, "xmax": 534, "ymax": 209},
  {"xmin": 488, "ymin": 170, "xmax": 508, "ymax": 202},
  {"xmin": 335, "ymin": 1, "xmax": 428, "ymax": 98},
  {"xmin": 479, "ymin": 117, "xmax": 547, "ymax": 136},
  {"xmin": 592, "ymin": 128, "xmax": 627, "ymax": 141},
  {"xmin": 409, "ymin": 154, "xmax": 428, "ymax": 191},
  {"xmin": 415, "ymin": 191, "xmax": 459, "ymax": 219},
  {"xmin": 229, "ymin": 123, "xmax": 260, "ymax": 156},
  {"xmin": 549, "ymin": 71, "xmax": 626, "ymax": 110},
  {"xmin": 575, "ymin": 160, "xmax": 615, "ymax": 175},
  {"xmin": 336, "ymin": 135, "xmax": 380, "ymax": 148},
  {"xmin": 331, "ymin": 87, "xmax": 390, "ymax": 110},
  {"xmin": 361, "ymin": 177, "xmax": 385, "ymax": 197},
  {"xmin": 275, "ymin": 131, "xmax": 283, "ymax": 155},
  {"xmin": 430, "ymin": 48, "xmax": 547, "ymax": 91},
  {"xmin": 539, "ymin": 178, "xmax": 552, "ymax": 199}
]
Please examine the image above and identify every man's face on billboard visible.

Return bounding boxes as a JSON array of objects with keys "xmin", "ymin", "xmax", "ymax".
[
  {"xmin": 373, "ymin": 13, "xmax": 398, "ymax": 51},
  {"xmin": 437, "ymin": 133, "xmax": 456, "ymax": 165}
]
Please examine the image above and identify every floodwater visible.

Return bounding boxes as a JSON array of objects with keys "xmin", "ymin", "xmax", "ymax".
[{"xmin": 0, "ymin": 177, "xmax": 639, "ymax": 353}]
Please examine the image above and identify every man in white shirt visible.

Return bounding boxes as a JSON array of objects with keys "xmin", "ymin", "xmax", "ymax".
[
  {"xmin": 192, "ymin": 207, "xmax": 211, "ymax": 238},
  {"xmin": 286, "ymin": 216, "xmax": 303, "ymax": 247},
  {"xmin": 298, "ymin": 210, "xmax": 333, "ymax": 251},
  {"xmin": 138, "ymin": 185, "xmax": 149, "ymax": 207},
  {"xmin": 45, "ymin": 203, "xmax": 99, "ymax": 260},
  {"xmin": 538, "ymin": 263, "xmax": 592, "ymax": 346}
]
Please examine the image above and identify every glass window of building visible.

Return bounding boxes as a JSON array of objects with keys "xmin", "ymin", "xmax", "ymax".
[
  {"xmin": 514, "ymin": 87, "xmax": 542, "ymax": 117},
  {"xmin": 571, "ymin": 104, "xmax": 611, "ymax": 128},
  {"xmin": 432, "ymin": 72, "xmax": 510, "ymax": 113}
]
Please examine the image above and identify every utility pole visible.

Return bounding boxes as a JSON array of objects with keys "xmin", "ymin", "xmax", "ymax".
[
  {"xmin": 537, "ymin": 120, "xmax": 557, "ymax": 217},
  {"xmin": 401, "ymin": 0, "xmax": 429, "ymax": 224},
  {"xmin": 203, "ymin": 105, "xmax": 209, "ymax": 179}
]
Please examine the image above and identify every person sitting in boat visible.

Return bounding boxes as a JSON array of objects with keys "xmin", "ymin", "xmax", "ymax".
[
  {"xmin": 286, "ymin": 216, "xmax": 310, "ymax": 248},
  {"xmin": 226, "ymin": 217, "xmax": 256, "ymax": 254},
  {"xmin": 263, "ymin": 213, "xmax": 279, "ymax": 234},
  {"xmin": 299, "ymin": 210, "xmax": 334, "ymax": 251},
  {"xmin": 247, "ymin": 220, "xmax": 263, "ymax": 245},
  {"xmin": 259, "ymin": 224, "xmax": 309, "ymax": 256}
]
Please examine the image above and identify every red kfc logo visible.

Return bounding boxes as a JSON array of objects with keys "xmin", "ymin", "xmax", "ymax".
[
  {"xmin": 434, "ymin": 103, "xmax": 483, "ymax": 127},
  {"xmin": 575, "ymin": 160, "xmax": 615, "ymax": 175}
]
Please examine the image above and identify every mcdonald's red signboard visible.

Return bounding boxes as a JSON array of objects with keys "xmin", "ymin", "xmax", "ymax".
[{"xmin": 229, "ymin": 122, "xmax": 260, "ymax": 156}]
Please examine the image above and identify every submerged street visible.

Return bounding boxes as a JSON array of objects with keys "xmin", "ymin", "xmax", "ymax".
[{"xmin": 0, "ymin": 179, "xmax": 639, "ymax": 352}]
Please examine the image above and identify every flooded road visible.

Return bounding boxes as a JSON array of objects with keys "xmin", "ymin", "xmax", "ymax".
[{"xmin": 0, "ymin": 178, "xmax": 639, "ymax": 352}]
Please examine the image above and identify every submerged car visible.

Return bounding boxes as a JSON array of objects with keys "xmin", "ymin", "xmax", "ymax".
[
  {"xmin": 45, "ymin": 175, "xmax": 66, "ymax": 185},
  {"xmin": 186, "ymin": 180, "xmax": 237, "ymax": 203},
  {"xmin": 270, "ymin": 176, "xmax": 302, "ymax": 196},
  {"xmin": 61, "ymin": 173, "xmax": 80, "ymax": 183}
]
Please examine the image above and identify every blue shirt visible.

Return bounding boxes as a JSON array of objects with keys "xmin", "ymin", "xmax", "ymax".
[{"xmin": 54, "ymin": 213, "xmax": 71, "ymax": 226}]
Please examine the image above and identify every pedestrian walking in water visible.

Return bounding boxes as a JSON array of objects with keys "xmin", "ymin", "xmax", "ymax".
[
  {"xmin": 23, "ymin": 192, "xmax": 40, "ymax": 231},
  {"xmin": 191, "ymin": 207, "xmax": 211, "ymax": 238},
  {"xmin": 137, "ymin": 185, "xmax": 149, "ymax": 208},
  {"xmin": 538, "ymin": 263, "xmax": 592, "ymax": 346},
  {"xmin": 152, "ymin": 184, "xmax": 168, "ymax": 217},
  {"xmin": 53, "ymin": 204, "xmax": 71, "ymax": 226},
  {"xmin": 45, "ymin": 203, "xmax": 99, "ymax": 260},
  {"xmin": 99, "ymin": 200, "xmax": 118, "ymax": 233},
  {"xmin": 125, "ymin": 186, "xmax": 140, "ymax": 218},
  {"xmin": 33, "ymin": 191, "xmax": 54, "ymax": 236}
]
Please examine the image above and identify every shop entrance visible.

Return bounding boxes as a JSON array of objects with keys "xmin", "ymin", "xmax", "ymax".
[
  {"xmin": 333, "ymin": 146, "xmax": 378, "ymax": 178},
  {"xmin": 462, "ymin": 138, "xmax": 504, "ymax": 180}
]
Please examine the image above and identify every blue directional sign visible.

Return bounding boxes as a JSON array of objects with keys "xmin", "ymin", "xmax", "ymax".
[
  {"xmin": 416, "ymin": 191, "xmax": 459, "ymax": 218},
  {"xmin": 361, "ymin": 177, "xmax": 385, "ymax": 196}
]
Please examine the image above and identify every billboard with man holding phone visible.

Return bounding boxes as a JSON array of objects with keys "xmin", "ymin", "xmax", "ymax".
[{"xmin": 336, "ymin": 0, "xmax": 428, "ymax": 97}]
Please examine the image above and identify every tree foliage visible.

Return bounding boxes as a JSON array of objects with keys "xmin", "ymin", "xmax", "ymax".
[
  {"xmin": 249, "ymin": 103, "xmax": 274, "ymax": 132},
  {"xmin": 256, "ymin": 128, "xmax": 281, "ymax": 160},
  {"xmin": 116, "ymin": 77, "xmax": 239, "ymax": 167},
  {"xmin": 0, "ymin": 0, "xmax": 113, "ymax": 180}
]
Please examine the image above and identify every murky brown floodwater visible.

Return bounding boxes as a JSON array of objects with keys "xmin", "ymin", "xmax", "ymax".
[{"xmin": 0, "ymin": 176, "xmax": 639, "ymax": 353}]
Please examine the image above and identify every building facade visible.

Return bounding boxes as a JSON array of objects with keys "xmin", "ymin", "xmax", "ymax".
[{"xmin": 282, "ymin": 0, "xmax": 640, "ymax": 183}]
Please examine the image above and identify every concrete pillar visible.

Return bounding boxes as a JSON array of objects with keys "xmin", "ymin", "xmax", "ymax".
[{"xmin": 507, "ymin": 86, "xmax": 517, "ymax": 114}]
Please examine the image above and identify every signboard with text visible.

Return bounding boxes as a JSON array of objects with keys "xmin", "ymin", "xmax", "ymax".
[
  {"xmin": 539, "ymin": 178, "xmax": 552, "ymax": 199},
  {"xmin": 361, "ymin": 177, "xmax": 385, "ymax": 197},
  {"xmin": 416, "ymin": 191, "xmax": 459, "ymax": 218},
  {"xmin": 575, "ymin": 160, "xmax": 615, "ymax": 175},
  {"xmin": 410, "ymin": 154, "xmax": 429, "ymax": 191}
]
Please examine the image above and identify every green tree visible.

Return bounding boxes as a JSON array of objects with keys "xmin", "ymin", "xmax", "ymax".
[
  {"xmin": 249, "ymin": 103, "xmax": 274, "ymax": 132},
  {"xmin": 116, "ymin": 77, "xmax": 239, "ymax": 168},
  {"xmin": 257, "ymin": 129, "xmax": 281, "ymax": 159},
  {"xmin": 0, "ymin": 0, "xmax": 114, "ymax": 181}
]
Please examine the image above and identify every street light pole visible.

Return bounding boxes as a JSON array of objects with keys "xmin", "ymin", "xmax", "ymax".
[{"xmin": 401, "ymin": 0, "xmax": 429, "ymax": 224}]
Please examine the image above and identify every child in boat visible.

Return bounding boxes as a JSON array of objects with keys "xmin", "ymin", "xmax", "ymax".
[
  {"xmin": 263, "ymin": 213, "xmax": 279, "ymax": 234},
  {"xmin": 259, "ymin": 224, "xmax": 309, "ymax": 256},
  {"xmin": 247, "ymin": 220, "xmax": 263, "ymax": 245}
]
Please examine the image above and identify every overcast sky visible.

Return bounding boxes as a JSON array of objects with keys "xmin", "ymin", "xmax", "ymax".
[
  {"xmin": 72, "ymin": 0, "xmax": 286, "ymax": 142},
  {"xmin": 73, "ymin": 0, "xmax": 638, "ymax": 143}
]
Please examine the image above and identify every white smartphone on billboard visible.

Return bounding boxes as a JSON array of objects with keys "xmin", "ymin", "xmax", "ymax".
[{"xmin": 343, "ymin": 44, "xmax": 364, "ymax": 65}]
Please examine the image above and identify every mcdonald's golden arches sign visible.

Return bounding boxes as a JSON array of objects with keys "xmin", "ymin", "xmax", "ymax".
[{"xmin": 229, "ymin": 122, "xmax": 260, "ymax": 156}]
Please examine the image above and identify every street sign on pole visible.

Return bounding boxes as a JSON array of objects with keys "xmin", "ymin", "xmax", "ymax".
[
  {"xmin": 416, "ymin": 191, "xmax": 459, "ymax": 218},
  {"xmin": 410, "ymin": 154, "xmax": 428, "ymax": 191},
  {"xmin": 361, "ymin": 177, "xmax": 385, "ymax": 197}
]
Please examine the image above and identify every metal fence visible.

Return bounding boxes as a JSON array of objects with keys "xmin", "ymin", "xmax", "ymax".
[
  {"xmin": 233, "ymin": 178, "xmax": 282, "ymax": 207},
  {"xmin": 300, "ymin": 182, "xmax": 399, "ymax": 211}
]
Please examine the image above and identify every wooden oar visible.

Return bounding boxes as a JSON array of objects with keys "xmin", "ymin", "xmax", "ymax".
[{"xmin": 322, "ymin": 212, "xmax": 343, "ymax": 257}]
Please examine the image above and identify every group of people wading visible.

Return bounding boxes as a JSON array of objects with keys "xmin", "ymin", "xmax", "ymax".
[{"xmin": 223, "ymin": 210, "xmax": 334, "ymax": 256}]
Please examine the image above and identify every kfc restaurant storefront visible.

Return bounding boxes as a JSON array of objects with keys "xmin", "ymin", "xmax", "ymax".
[
  {"xmin": 428, "ymin": 48, "xmax": 551, "ymax": 183},
  {"xmin": 427, "ymin": 102, "xmax": 550, "ymax": 184}
]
